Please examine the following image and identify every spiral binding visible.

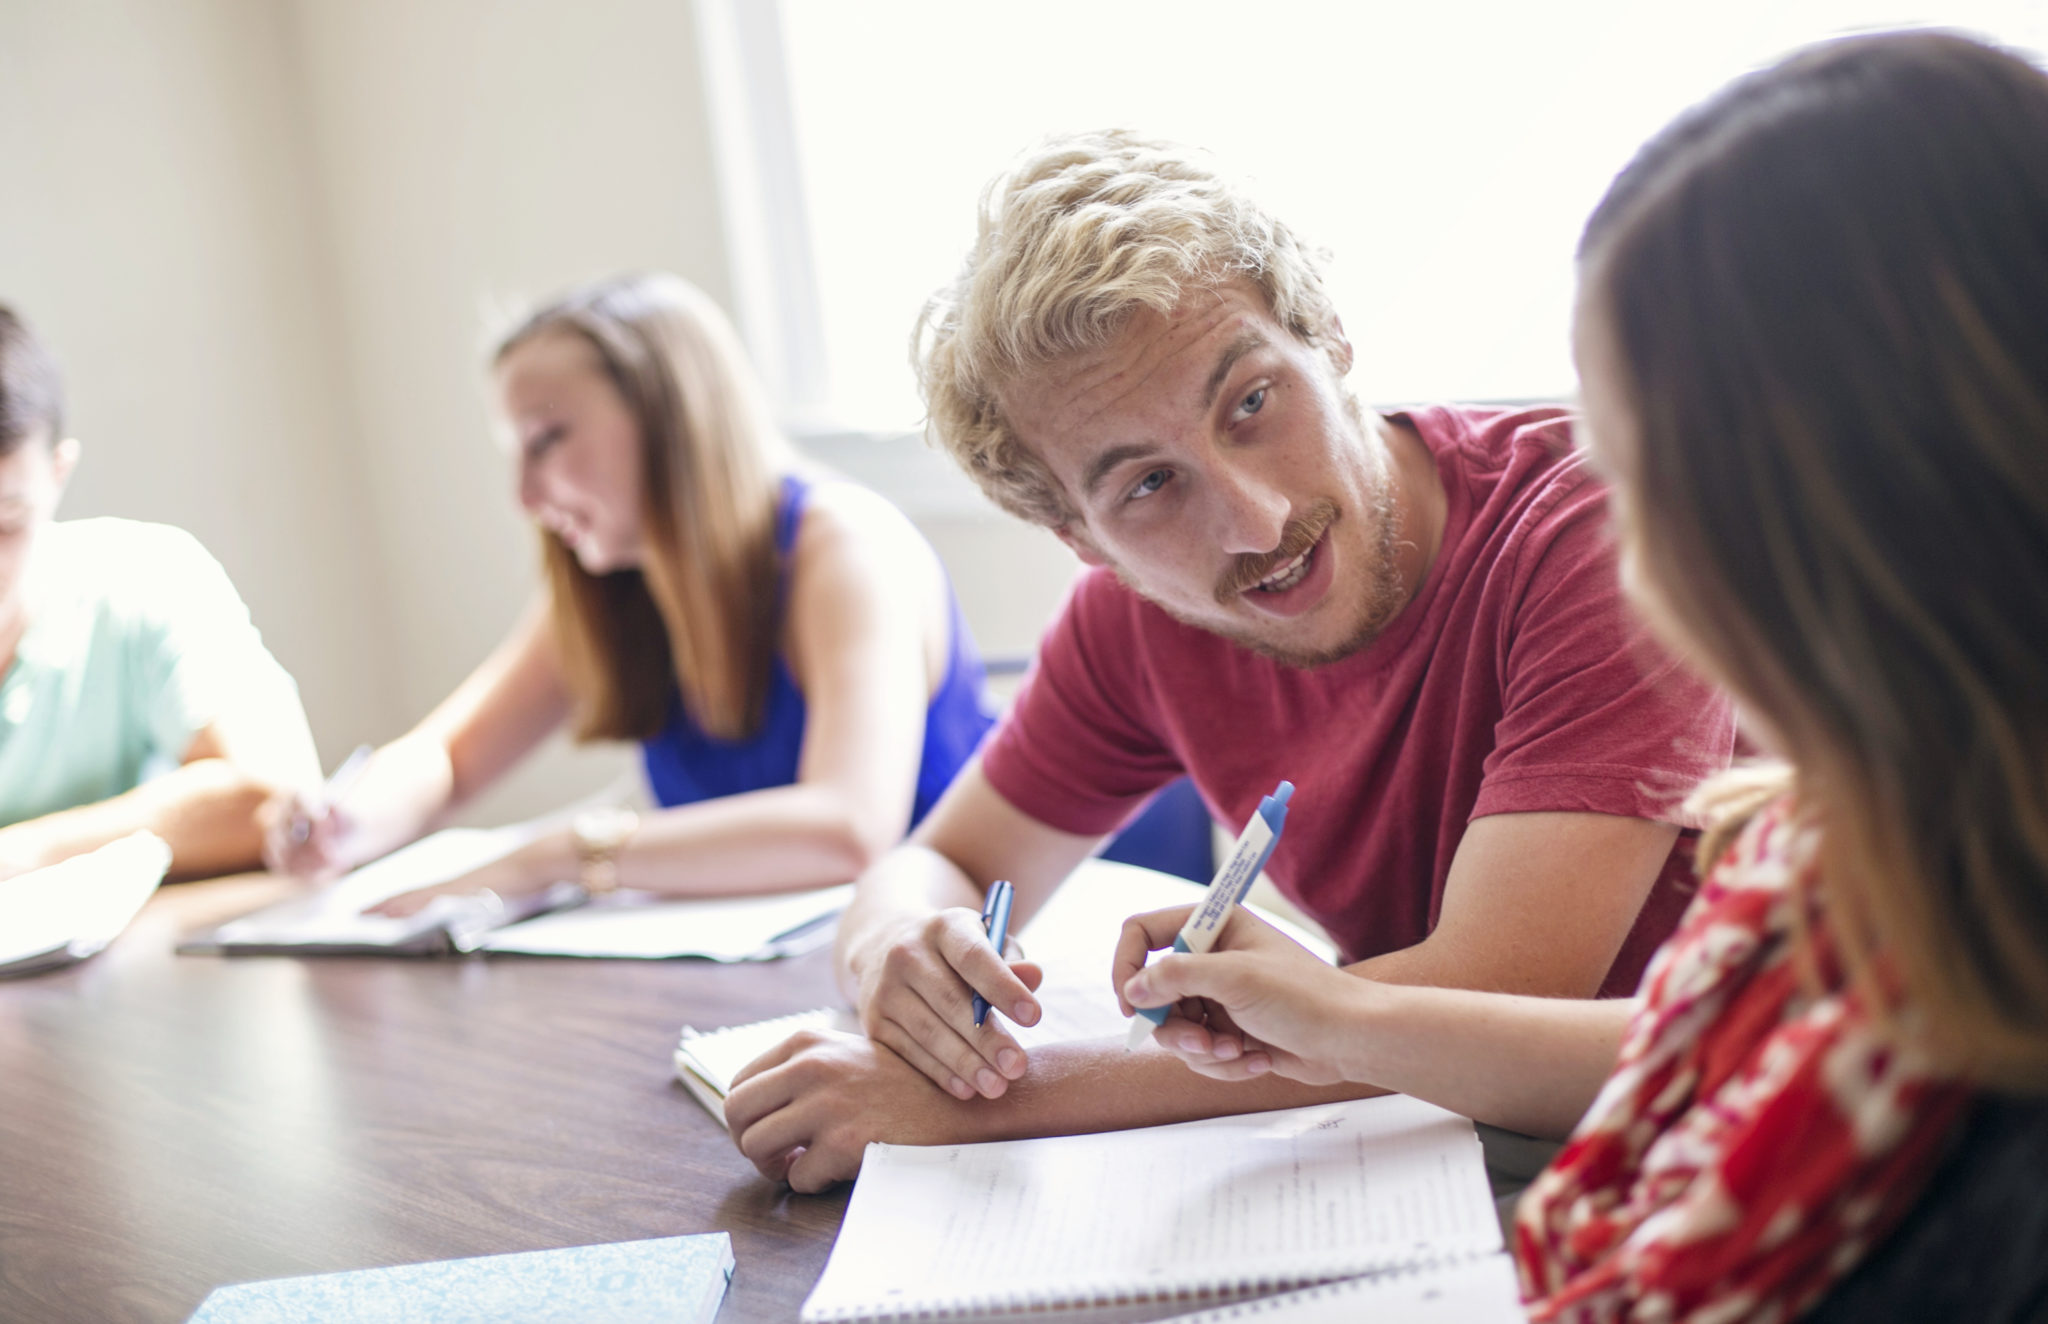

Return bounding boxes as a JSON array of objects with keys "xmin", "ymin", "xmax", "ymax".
[{"xmin": 800, "ymin": 1250, "xmax": 1495, "ymax": 1321}]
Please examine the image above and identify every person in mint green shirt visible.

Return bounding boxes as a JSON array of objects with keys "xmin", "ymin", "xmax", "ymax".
[{"xmin": 0, "ymin": 304, "xmax": 317, "ymax": 879}]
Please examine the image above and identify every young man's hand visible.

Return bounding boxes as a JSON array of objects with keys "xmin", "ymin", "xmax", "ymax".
[
  {"xmin": 725, "ymin": 1028, "xmax": 977, "ymax": 1192},
  {"xmin": 850, "ymin": 907, "xmax": 1044, "ymax": 1101}
]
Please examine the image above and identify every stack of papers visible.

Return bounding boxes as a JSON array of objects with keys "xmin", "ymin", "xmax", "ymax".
[{"xmin": 0, "ymin": 831, "xmax": 172, "ymax": 977}]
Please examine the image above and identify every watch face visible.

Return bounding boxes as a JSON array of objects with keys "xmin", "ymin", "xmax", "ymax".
[{"xmin": 576, "ymin": 807, "xmax": 638, "ymax": 852}]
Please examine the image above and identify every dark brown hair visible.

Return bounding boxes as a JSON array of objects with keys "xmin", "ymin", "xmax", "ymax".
[
  {"xmin": 496, "ymin": 274, "xmax": 794, "ymax": 742},
  {"xmin": 0, "ymin": 304, "xmax": 63, "ymax": 455},
  {"xmin": 1581, "ymin": 31, "xmax": 2048, "ymax": 1086}
]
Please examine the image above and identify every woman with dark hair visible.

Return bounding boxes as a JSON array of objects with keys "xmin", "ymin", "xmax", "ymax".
[
  {"xmin": 264, "ymin": 273, "xmax": 995, "ymax": 912},
  {"xmin": 1114, "ymin": 30, "xmax": 2048, "ymax": 1320}
]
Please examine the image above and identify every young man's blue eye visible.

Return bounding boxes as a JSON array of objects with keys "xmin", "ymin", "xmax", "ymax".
[
  {"xmin": 1130, "ymin": 469, "xmax": 1170, "ymax": 500},
  {"xmin": 1239, "ymin": 388, "xmax": 1266, "ymax": 417}
]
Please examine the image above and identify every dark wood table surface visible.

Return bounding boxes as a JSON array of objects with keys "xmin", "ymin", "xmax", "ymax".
[{"xmin": 0, "ymin": 874, "xmax": 852, "ymax": 1323}]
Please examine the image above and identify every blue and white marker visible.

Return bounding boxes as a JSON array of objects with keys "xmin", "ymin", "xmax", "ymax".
[{"xmin": 1125, "ymin": 780, "xmax": 1294, "ymax": 1050}]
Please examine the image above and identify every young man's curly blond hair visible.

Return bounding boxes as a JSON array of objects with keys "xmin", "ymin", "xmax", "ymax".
[{"xmin": 912, "ymin": 130, "xmax": 1345, "ymax": 528}]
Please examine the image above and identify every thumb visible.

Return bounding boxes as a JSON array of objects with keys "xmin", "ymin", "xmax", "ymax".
[{"xmin": 1123, "ymin": 951, "xmax": 1242, "ymax": 1011}]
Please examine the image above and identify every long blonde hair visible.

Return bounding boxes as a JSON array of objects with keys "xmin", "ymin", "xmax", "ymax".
[
  {"xmin": 1581, "ymin": 32, "xmax": 2048, "ymax": 1088},
  {"xmin": 497, "ymin": 274, "xmax": 795, "ymax": 741}
]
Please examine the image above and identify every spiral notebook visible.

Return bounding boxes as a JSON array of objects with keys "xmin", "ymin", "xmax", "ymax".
[
  {"xmin": 675, "ymin": 1008, "xmax": 849, "ymax": 1122},
  {"xmin": 799, "ymin": 1094, "xmax": 1506, "ymax": 1323}
]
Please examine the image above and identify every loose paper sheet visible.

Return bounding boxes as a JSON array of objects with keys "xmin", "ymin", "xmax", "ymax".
[
  {"xmin": 481, "ymin": 884, "xmax": 851, "ymax": 961},
  {"xmin": 0, "ymin": 832, "xmax": 171, "ymax": 975}
]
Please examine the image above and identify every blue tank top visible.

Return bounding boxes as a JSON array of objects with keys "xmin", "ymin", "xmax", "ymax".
[{"xmin": 640, "ymin": 475, "xmax": 996, "ymax": 827}]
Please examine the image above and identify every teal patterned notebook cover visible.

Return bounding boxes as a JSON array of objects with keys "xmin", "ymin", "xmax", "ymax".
[{"xmin": 187, "ymin": 1232, "xmax": 734, "ymax": 1323}]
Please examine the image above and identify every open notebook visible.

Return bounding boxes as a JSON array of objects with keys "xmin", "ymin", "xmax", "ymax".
[
  {"xmin": 800, "ymin": 1094, "xmax": 1514, "ymax": 1323},
  {"xmin": 673, "ymin": 861, "xmax": 1339, "ymax": 1122},
  {"xmin": 180, "ymin": 826, "xmax": 850, "ymax": 961}
]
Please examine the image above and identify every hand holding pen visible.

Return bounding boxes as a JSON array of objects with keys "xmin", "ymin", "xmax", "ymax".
[
  {"xmin": 850, "ymin": 879, "xmax": 1045, "ymax": 1104},
  {"xmin": 1111, "ymin": 900, "xmax": 1359, "ymax": 1086},
  {"xmin": 1120, "ymin": 780, "xmax": 1293, "ymax": 1048},
  {"xmin": 262, "ymin": 744, "xmax": 373, "ymax": 880}
]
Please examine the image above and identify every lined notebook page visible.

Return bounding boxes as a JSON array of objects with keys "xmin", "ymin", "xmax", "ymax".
[{"xmin": 800, "ymin": 1095, "xmax": 1500, "ymax": 1322}]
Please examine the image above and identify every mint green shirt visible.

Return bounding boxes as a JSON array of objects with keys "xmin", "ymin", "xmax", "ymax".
[{"xmin": 0, "ymin": 518, "xmax": 295, "ymax": 827}]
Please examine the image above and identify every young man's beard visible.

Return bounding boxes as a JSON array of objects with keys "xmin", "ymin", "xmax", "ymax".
[{"xmin": 1108, "ymin": 471, "xmax": 1409, "ymax": 670}]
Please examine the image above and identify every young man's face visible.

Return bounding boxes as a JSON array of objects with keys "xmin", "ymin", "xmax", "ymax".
[
  {"xmin": 0, "ymin": 433, "xmax": 76, "ymax": 624},
  {"xmin": 1000, "ymin": 283, "xmax": 1410, "ymax": 668}
]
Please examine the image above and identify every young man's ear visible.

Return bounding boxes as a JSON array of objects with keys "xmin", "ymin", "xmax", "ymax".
[{"xmin": 1052, "ymin": 521, "xmax": 1110, "ymax": 568}]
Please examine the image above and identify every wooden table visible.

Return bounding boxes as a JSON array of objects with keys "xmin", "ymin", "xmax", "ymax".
[{"xmin": 0, "ymin": 875, "xmax": 851, "ymax": 1322}]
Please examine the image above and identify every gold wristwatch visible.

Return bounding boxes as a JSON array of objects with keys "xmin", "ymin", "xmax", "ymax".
[{"xmin": 571, "ymin": 806, "xmax": 640, "ymax": 896}]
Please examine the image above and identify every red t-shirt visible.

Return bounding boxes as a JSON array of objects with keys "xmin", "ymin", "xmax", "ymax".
[{"xmin": 981, "ymin": 405, "xmax": 1737, "ymax": 997}]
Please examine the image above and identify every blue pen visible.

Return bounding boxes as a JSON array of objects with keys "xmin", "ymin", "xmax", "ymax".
[
  {"xmin": 970, "ymin": 878, "xmax": 1014, "ymax": 1028},
  {"xmin": 1126, "ymin": 781, "xmax": 1293, "ymax": 1049}
]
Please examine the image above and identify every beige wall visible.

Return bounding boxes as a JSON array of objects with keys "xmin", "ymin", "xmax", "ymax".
[
  {"xmin": 0, "ymin": 0, "xmax": 1079, "ymax": 828},
  {"xmin": 0, "ymin": 0, "xmax": 392, "ymax": 758},
  {"xmin": 280, "ymin": 0, "xmax": 741, "ymax": 820}
]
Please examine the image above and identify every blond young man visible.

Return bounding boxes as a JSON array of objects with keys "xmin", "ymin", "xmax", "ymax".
[{"xmin": 724, "ymin": 134, "xmax": 1735, "ymax": 1191}]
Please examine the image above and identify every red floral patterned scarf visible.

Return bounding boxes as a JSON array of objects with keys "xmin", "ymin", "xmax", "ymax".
[{"xmin": 1513, "ymin": 797, "xmax": 1970, "ymax": 1322}]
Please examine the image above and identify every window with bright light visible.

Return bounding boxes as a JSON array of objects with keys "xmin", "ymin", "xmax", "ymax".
[{"xmin": 777, "ymin": 0, "xmax": 2048, "ymax": 431}]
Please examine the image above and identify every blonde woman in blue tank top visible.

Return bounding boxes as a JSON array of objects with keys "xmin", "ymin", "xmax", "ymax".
[{"xmin": 261, "ymin": 273, "xmax": 995, "ymax": 912}]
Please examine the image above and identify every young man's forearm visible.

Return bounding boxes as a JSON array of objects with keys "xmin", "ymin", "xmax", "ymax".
[
  {"xmin": 911, "ymin": 1037, "xmax": 1384, "ymax": 1143},
  {"xmin": 0, "ymin": 757, "xmax": 275, "ymax": 880}
]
